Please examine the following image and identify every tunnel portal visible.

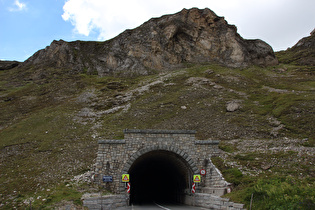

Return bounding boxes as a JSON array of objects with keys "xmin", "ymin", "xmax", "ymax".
[
  {"xmin": 91, "ymin": 129, "xmax": 243, "ymax": 209},
  {"xmin": 129, "ymin": 150, "xmax": 192, "ymax": 204}
]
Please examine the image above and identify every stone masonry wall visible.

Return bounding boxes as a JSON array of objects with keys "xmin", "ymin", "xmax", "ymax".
[
  {"xmin": 92, "ymin": 129, "xmax": 245, "ymax": 209},
  {"xmin": 82, "ymin": 194, "xmax": 127, "ymax": 210},
  {"xmin": 94, "ymin": 129, "xmax": 225, "ymax": 194},
  {"xmin": 184, "ymin": 193, "xmax": 245, "ymax": 210}
]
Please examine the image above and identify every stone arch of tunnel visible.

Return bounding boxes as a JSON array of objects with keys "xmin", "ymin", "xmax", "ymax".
[
  {"xmin": 91, "ymin": 130, "xmax": 246, "ymax": 209},
  {"xmin": 121, "ymin": 146, "xmax": 199, "ymax": 204}
]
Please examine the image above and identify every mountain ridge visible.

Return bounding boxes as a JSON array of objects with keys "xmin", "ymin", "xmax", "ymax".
[
  {"xmin": 276, "ymin": 29, "xmax": 315, "ymax": 65},
  {"xmin": 0, "ymin": 8, "xmax": 314, "ymax": 210},
  {"xmin": 21, "ymin": 8, "xmax": 278, "ymax": 76}
]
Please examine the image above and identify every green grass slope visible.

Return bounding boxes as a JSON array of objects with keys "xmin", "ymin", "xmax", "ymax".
[{"xmin": 0, "ymin": 61, "xmax": 314, "ymax": 209}]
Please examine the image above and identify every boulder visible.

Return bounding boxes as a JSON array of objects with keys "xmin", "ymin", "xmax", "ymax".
[{"xmin": 226, "ymin": 102, "xmax": 240, "ymax": 112}]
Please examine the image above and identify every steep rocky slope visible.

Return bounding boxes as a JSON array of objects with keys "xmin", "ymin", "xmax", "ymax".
[
  {"xmin": 22, "ymin": 8, "xmax": 277, "ymax": 76},
  {"xmin": 276, "ymin": 29, "xmax": 315, "ymax": 65},
  {"xmin": 1, "ymin": 62, "xmax": 314, "ymax": 209}
]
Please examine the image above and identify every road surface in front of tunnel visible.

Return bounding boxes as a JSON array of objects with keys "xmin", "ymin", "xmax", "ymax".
[{"xmin": 116, "ymin": 202, "xmax": 208, "ymax": 210}]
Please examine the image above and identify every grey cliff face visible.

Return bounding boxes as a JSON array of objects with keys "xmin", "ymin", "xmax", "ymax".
[{"xmin": 23, "ymin": 8, "xmax": 278, "ymax": 76}]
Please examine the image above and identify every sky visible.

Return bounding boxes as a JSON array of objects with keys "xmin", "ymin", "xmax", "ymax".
[{"xmin": 1, "ymin": 0, "xmax": 315, "ymax": 62}]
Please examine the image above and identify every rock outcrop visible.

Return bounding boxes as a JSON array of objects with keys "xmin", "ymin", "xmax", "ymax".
[
  {"xmin": 277, "ymin": 29, "xmax": 315, "ymax": 65},
  {"xmin": 22, "ymin": 8, "xmax": 278, "ymax": 76},
  {"xmin": 0, "ymin": 60, "xmax": 20, "ymax": 70},
  {"xmin": 293, "ymin": 29, "xmax": 315, "ymax": 49}
]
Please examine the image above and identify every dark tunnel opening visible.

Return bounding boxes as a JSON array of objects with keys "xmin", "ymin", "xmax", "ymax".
[{"xmin": 129, "ymin": 150, "xmax": 192, "ymax": 205}]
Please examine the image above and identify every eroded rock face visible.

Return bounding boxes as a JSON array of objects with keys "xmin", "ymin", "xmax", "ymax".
[
  {"xmin": 23, "ymin": 8, "xmax": 278, "ymax": 76},
  {"xmin": 277, "ymin": 29, "xmax": 315, "ymax": 66}
]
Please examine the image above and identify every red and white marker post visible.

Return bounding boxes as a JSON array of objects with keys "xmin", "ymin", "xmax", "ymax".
[{"xmin": 127, "ymin": 182, "xmax": 130, "ymax": 193}]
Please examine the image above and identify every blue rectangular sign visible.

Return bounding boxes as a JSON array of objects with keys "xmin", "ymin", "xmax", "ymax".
[{"xmin": 103, "ymin": 176, "xmax": 113, "ymax": 182}]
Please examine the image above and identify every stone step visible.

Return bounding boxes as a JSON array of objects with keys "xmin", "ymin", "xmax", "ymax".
[
  {"xmin": 201, "ymin": 187, "xmax": 226, "ymax": 196},
  {"xmin": 209, "ymin": 178, "xmax": 224, "ymax": 182},
  {"xmin": 209, "ymin": 175, "xmax": 222, "ymax": 180},
  {"xmin": 209, "ymin": 181, "xmax": 226, "ymax": 186}
]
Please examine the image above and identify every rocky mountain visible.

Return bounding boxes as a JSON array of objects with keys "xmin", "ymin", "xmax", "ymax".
[
  {"xmin": 22, "ymin": 8, "xmax": 277, "ymax": 76},
  {"xmin": 0, "ymin": 8, "xmax": 314, "ymax": 210}
]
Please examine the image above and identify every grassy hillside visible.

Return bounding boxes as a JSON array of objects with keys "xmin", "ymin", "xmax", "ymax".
[
  {"xmin": 276, "ymin": 34, "xmax": 315, "ymax": 66},
  {"xmin": 0, "ymin": 62, "xmax": 314, "ymax": 209}
]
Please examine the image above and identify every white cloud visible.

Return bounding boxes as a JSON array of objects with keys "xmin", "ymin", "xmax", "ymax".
[
  {"xmin": 61, "ymin": 0, "xmax": 315, "ymax": 51},
  {"xmin": 9, "ymin": 0, "xmax": 27, "ymax": 12},
  {"xmin": 62, "ymin": 0, "xmax": 212, "ymax": 40}
]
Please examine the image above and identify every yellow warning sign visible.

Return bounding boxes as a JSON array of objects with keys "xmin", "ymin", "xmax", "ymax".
[
  {"xmin": 122, "ymin": 174, "xmax": 130, "ymax": 182},
  {"xmin": 193, "ymin": 175, "xmax": 201, "ymax": 183}
]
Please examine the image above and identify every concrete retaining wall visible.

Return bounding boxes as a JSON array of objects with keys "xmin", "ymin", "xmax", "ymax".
[
  {"xmin": 184, "ymin": 193, "xmax": 245, "ymax": 210},
  {"xmin": 82, "ymin": 194, "xmax": 127, "ymax": 210},
  {"xmin": 83, "ymin": 193, "xmax": 245, "ymax": 210}
]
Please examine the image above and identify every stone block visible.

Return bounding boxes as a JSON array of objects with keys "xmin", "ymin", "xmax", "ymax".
[{"xmin": 233, "ymin": 203, "xmax": 245, "ymax": 208}]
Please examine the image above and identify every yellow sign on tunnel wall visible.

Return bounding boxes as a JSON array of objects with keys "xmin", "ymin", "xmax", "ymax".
[
  {"xmin": 122, "ymin": 174, "xmax": 130, "ymax": 182},
  {"xmin": 193, "ymin": 175, "xmax": 201, "ymax": 183}
]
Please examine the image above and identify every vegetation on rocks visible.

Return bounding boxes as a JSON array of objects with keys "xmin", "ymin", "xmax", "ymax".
[{"xmin": 213, "ymin": 137, "xmax": 314, "ymax": 209}]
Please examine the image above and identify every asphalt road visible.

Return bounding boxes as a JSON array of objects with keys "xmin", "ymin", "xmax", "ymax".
[{"xmin": 116, "ymin": 202, "xmax": 208, "ymax": 210}]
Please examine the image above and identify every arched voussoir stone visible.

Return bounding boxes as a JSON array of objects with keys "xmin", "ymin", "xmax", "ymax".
[{"xmin": 120, "ymin": 145, "xmax": 198, "ymax": 193}]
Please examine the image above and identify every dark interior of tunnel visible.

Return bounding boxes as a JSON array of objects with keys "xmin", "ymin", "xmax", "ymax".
[{"xmin": 129, "ymin": 150, "xmax": 191, "ymax": 205}]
